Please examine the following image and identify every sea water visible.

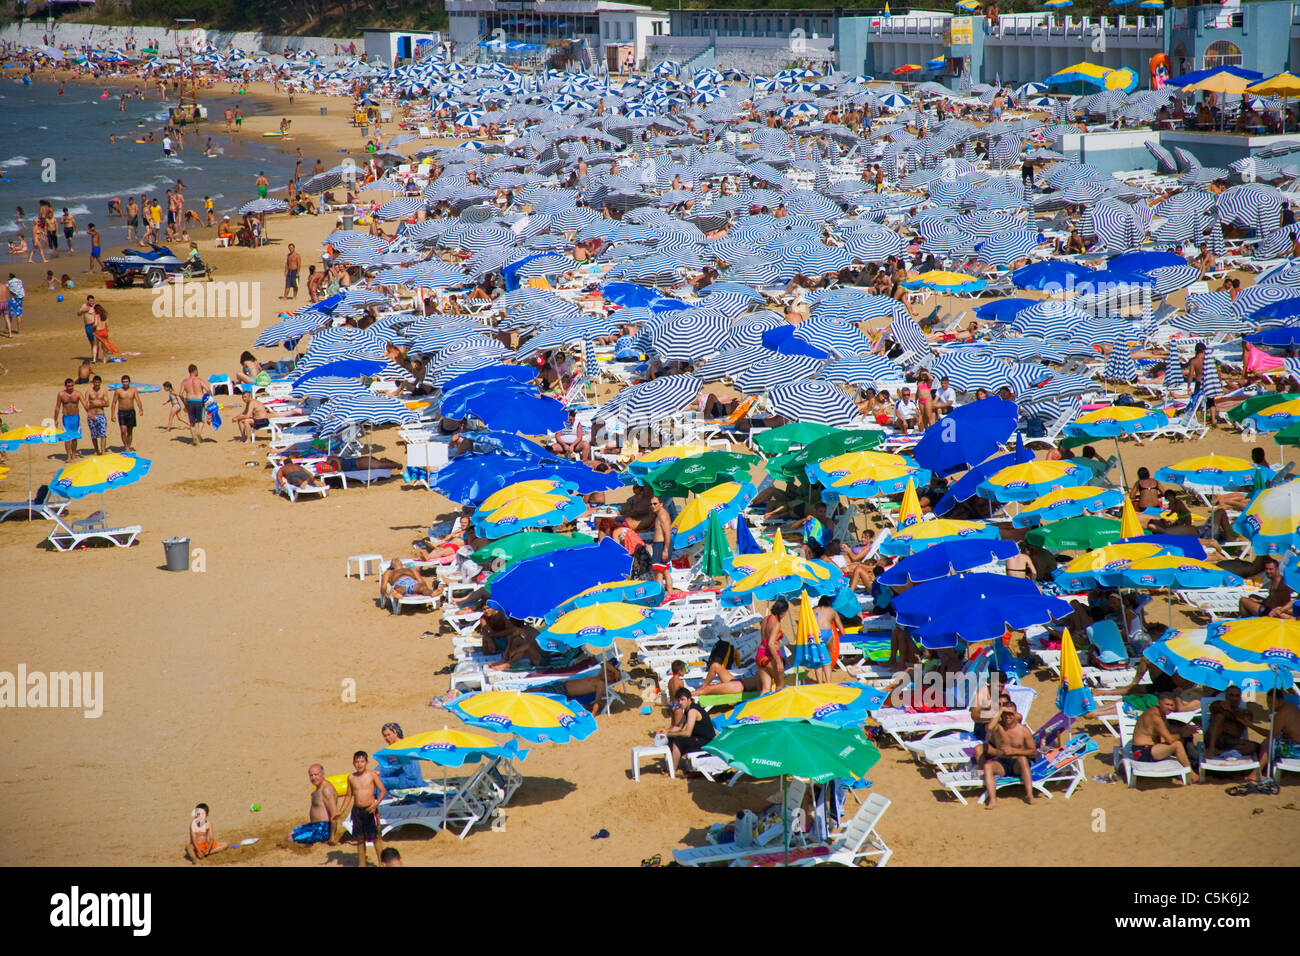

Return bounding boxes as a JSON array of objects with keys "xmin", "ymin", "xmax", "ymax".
[{"xmin": 0, "ymin": 77, "xmax": 299, "ymax": 246}]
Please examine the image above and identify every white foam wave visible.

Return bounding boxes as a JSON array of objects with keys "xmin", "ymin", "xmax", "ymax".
[{"xmin": 2, "ymin": 156, "xmax": 29, "ymax": 168}]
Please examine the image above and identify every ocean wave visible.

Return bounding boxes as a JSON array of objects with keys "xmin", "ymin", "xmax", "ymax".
[{"xmin": 1, "ymin": 156, "xmax": 29, "ymax": 168}]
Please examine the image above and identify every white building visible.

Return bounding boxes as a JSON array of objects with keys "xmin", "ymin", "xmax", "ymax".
[
  {"xmin": 363, "ymin": 29, "xmax": 444, "ymax": 66},
  {"xmin": 445, "ymin": 0, "xmax": 668, "ymax": 68}
]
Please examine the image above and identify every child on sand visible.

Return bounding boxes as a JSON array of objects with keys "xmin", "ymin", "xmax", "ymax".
[
  {"xmin": 337, "ymin": 751, "xmax": 387, "ymax": 867},
  {"xmin": 186, "ymin": 803, "xmax": 228, "ymax": 862},
  {"xmin": 162, "ymin": 381, "xmax": 185, "ymax": 430}
]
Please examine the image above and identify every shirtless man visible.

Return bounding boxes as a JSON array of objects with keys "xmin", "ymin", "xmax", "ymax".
[
  {"xmin": 337, "ymin": 751, "xmax": 387, "ymax": 867},
  {"xmin": 179, "ymin": 364, "xmax": 210, "ymax": 446},
  {"xmin": 620, "ymin": 483, "xmax": 653, "ymax": 532},
  {"xmin": 53, "ymin": 378, "xmax": 86, "ymax": 460},
  {"xmin": 1206, "ymin": 685, "xmax": 1262, "ymax": 778},
  {"xmin": 186, "ymin": 803, "xmax": 228, "ymax": 862},
  {"xmin": 283, "ymin": 243, "xmax": 301, "ymax": 300},
  {"xmin": 1264, "ymin": 688, "xmax": 1300, "ymax": 774},
  {"xmin": 650, "ymin": 495, "xmax": 673, "ymax": 593},
  {"xmin": 307, "ymin": 763, "xmax": 340, "ymax": 844},
  {"xmin": 476, "ymin": 602, "xmax": 518, "ymax": 656},
  {"xmin": 1239, "ymin": 557, "xmax": 1294, "ymax": 618},
  {"xmin": 379, "ymin": 557, "xmax": 438, "ymax": 612},
  {"xmin": 489, "ymin": 625, "xmax": 543, "ymax": 671},
  {"xmin": 1131, "ymin": 693, "xmax": 1200, "ymax": 784},
  {"xmin": 982, "ymin": 707, "xmax": 1038, "ymax": 807},
  {"xmin": 232, "ymin": 389, "xmax": 270, "ymax": 443},
  {"xmin": 255, "ymin": 171, "xmax": 270, "ymax": 200},
  {"xmin": 84, "ymin": 375, "xmax": 110, "ymax": 455},
  {"xmin": 125, "ymin": 197, "xmax": 140, "ymax": 243}
]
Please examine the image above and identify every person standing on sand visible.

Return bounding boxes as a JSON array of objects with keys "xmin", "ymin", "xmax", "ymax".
[
  {"xmin": 6, "ymin": 274, "xmax": 24, "ymax": 335},
  {"xmin": 235, "ymin": 106, "xmax": 243, "ymax": 130},
  {"xmin": 28, "ymin": 215, "xmax": 47, "ymax": 263},
  {"xmin": 60, "ymin": 208, "xmax": 76, "ymax": 253},
  {"xmin": 337, "ymin": 751, "xmax": 387, "ymax": 867},
  {"xmin": 85, "ymin": 375, "xmax": 110, "ymax": 455},
  {"xmin": 224, "ymin": 107, "xmax": 233, "ymax": 133},
  {"xmin": 180, "ymin": 363, "xmax": 210, "ymax": 446},
  {"xmin": 54, "ymin": 378, "xmax": 86, "ymax": 460},
  {"xmin": 112, "ymin": 374, "xmax": 143, "ymax": 453},
  {"xmin": 77, "ymin": 294, "xmax": 99, "ymax": 362},
  {"xmin": 283, "ymin": 243, "xmax": 300, "ymax": 300}
]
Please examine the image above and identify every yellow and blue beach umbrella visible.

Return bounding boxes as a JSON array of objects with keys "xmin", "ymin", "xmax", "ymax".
[
  {"xmin": 1104, "ymin": 555, "xmax": 1243, "ymax": 590},
  {"xmin": 809, "ymin": 450, "xmax": 930, "ymax": 498},
  {"xmin": 479, "ymin": 479, "xmax": 577, "ymax": 512},
  {"xmin": 976, "ymin": 458, "xmax": 1089, "ymax": 503},
  {"xmin": 672, "ymin": 480, "xmax": 756, "ymax": 548},
  {"xmin": 898, "ymin": 477, "xmax": 923, "ymax": 529},
  {"xmin": 955, "ymin": 0, "xmax": 982, "ymax": 9},
  {"xmin": 722, "ymin": 533, "xmax": 844, "ymax": 603},
  {"xmin": 444, "ymin": 689, "xmax": 598, "ymax": 743},
  {"xmin": 625, "ymin": 444, "xmax": 709, "ymax": 478},
  {"xmin": 1233, "ymin": 479, "xmax": 1300, "ymax": 554},
  {"xmin": 718, "ymin": 682, "xmax": 886, "ymax": 729},
  {"xmin": 546, "ymin": 578, "xmax": 665, "ymax": 622},
  {"xmin": 879, "ymin": 517, "xmax": 1000, "ymax": 556},
  {"xmin": 1149, "ymin": 630, "xmax": 1292, "ymax": 690},
  {"xmin": 472, "ymin": 491, "xmax": 586, "ymax": 537},
  {"xmin": 536, "ymin": 602, "xmax": 672, "ymax": 650},
  {"xmin": 1044, "ymin": 62, "xmax": 1112, "ymax": 88},
  {"xmin": 374, "ymin": 728, "xmax": 527, "ymax": 768},
  {"xmin": 0, "ymin": 423, "xmax": 75, "ymax": 449},
  {"xmin": 1120, "ymin": 497, "xmax": 1143, "ymax": 539},
  {"xmin": 1043, "ymin": 0, "xmax": 1073, "ymax": 7},
  {"xmin": 1247, "ymin": 398, "xmax": 1300, "ymax": 431},
  {"xmin": 1207, "ymin": 617, "xmax": 1300, "ymax": 672},
  {"xmin": 904, "ymin": 271, "xmax": 988, "ymax": 295},
  {"xmin": 727, "ymin": 527, "xmax": 797, "ymax": 576},
  {"xmin": 1104, "ymin": 67, "xmax": 1140, "ymax": 93},
  {"xmin": 1052, "ymin": 541, "xmax": 1165, "ymax": 590},
  {"xmin": 1057, "ymin": 628, "xmax": 1097, "ymax": 718},
  {"xmin": 1011, "ymin": 485, "xmax": 1124, "ymax": 528},
  {"xmin": 1155, "ymin": 454, "xmax": 1272, "ymax": 489},
  {"xmin": 49, "ymin": 452, "xmax": 151, "ymax": 498},
  {"xmin": 1063, "ymin": 404, "xmax": 1167, "ymax": 438}
]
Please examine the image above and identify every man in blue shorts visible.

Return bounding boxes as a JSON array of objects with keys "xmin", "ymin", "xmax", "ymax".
[{"xmin": 53, "ymin": 378, "xmax": 86, "ymax": 460}]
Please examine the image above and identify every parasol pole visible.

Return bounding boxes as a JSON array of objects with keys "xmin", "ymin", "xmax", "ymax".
[{"xmin": 782, "ymin": 773, "xmax": 790, "ymax": 867}]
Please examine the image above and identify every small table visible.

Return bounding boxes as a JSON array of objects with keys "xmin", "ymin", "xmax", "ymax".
[
  {"xmin": 347, "ymin": 553, "xmax": 384, "ymax": 580},
  {"xmin": 632, "ymin": 744, "xmax": 675, "ymax": 782}
]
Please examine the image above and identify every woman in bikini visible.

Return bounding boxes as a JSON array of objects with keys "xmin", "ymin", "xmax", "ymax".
[
  {"xmin": 694, "ymin": 641, "xmax": 763, "ymax": 697},
  {"xmin": 233, "ymin": 350, "xmax": 263, "ymax": 387},
  {"xmin": 1004, "ymin": 542, "xmax": 1037, "ymax": 580},
  {"xmin": 915, "ymin": 370, "xmax": 936, "ymax": 429},
  {"xmin": 1130, "ymin": 467, "xmax": 1162, "ymax": 512},
  {"xmin": 758, "ymin": 598, "xmax": 789, "ymax": 692},
  {"xmin": 91, "ymin": 304, "xmax": 122, "ymax": 358}
]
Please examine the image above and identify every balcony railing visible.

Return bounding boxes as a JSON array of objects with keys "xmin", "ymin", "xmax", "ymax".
[{"xmin": 868, "ymin": 14, "xmax": 1163, "ymax": 38}]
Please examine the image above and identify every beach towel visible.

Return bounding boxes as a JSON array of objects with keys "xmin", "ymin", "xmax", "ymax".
[
  {"xmin": 204, "ymin": 396, "xmax": 222, "ymax": 430},
  {"xmin": 290, "ymin": 821, "xmax": 331, "ymax": 845}
]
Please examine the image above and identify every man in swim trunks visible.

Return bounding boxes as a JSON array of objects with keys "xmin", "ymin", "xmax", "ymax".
[
  {"xmin": 1131, "ymin": 692, "xmax": 1199, "ymax": 783},
  {"xmin": 255, "ymin": 171, "xmax": 269, "ymax": 199},
  {"xmin": 1239, "ymin": 557, "xmax": 1293, "ymax": 618},
  {"xmin": 111, "ymin": 374, "xmax": 144, "ymax": 453},
  {"xmin": 1264, "ymin": 688, "xmax": 1300, "ymax": 774},
  {"xmin": 179, "ymin": 363, "xmax": 210, "ymax": 446},
  {"xmin": 620, "ymin": 483, "xmax": 654, "ymax": 532},
  {"xmin": 379, "ymin": 557, "xmax": 438, "ymax": 612},
  {"xmin": 125, "ymin": 197, "xmax": 140, "ymax": 242},
  {"xmin": 77, "ymin": 294, "xmax": 99, "ymax": 362},
  {"xmin": 982, "ymin": 706, "xmax": 1038, "ymax": 807},
  {"xmin": 85, "ymin": 375, "xmax": 110, "ymax": 455},
  {"xmin": 87, "ymin": 223, "xmax": 101, "ymax": 273},
  {"xmin": 233, "ymin": 389, "xmax": 270, "ymax": 443},
  {"xmin": 186, "ymin": 803, "xmax": 228, "ymax": 862},
  {"xmin": 283, "ymin": 243, "xmax": 300, "ymax": 300},
  {"xmin": 649, "ymin": 494, "xmax": 673, "ymax": 593},
  {"xmin": 53, "ymin": 378, "xmax": 86, "ymax": 460},
  {"xmin": 337, "ymin": 751, "xmax": 387, "ymax": 867},
  {"xmin": 302, "ymin": 763, "xmax": 339, "ymax": 845}
]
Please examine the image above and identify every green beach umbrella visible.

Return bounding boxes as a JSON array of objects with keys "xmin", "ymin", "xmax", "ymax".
[
  {"xmin": 644, "ymin": 450, "xmax": 757, "ymax": 497},
  {"xmin": 1274, "ymin": 421, "xmax": 1300, "ymax": 447},
  {"xmin": 473, "ymin": 531, "xmax": 594, "ymax": 569},
  {"xmin": 1026, "ymin": 515, "xmax": 1121, "ymax": 551},
  {"xmin": 765, "ymin": 430, "xmax": 885, "ymax": 482},
  {"xmin": 1228, "ymin": 393, "xmax": 1299, "ymax": 425},
  {"xmin": 752, "ymin": 422, "xmax": 841, "ymax": 456},
  {"xmin": 702, "ymin": 511, "xmax": 730, "ymax": 578},
  {"xmin": 704, "ymin": 719, "xmax": 881, "ymax": 865}
]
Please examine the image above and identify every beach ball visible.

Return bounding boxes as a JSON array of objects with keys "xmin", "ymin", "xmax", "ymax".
[{"xmin": 56, "ymin": 295, "xmax": 63, "ymax": 302}]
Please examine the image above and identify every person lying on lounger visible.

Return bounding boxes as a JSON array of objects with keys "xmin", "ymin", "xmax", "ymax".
[
  {"xmin": 693, "ymin": 641, "xmax": 764, "ymax": 697},
  {"xmin": 277, "ymin": 462, "xmax": 319, "ymax": 488},
  {"xmin": 379, "ymin": 558, "xmax": 438, "ymax": 606},
  {"xmin": 561, "ymin": 660, "xmax": 623, "ymax": 715},
  {"xmin": 488, "ymin": 626, "xmax": 543, "ymax": 671}
]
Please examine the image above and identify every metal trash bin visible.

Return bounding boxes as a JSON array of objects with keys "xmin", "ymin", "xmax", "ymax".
[
  {"xmin": 342, "ymin": 215, "xmax": 354, "ymax": 231},
  {"xmin": 320, "ymin": 106, "xmax": 327, "ymax": 116},
  {"xmin": 163, "ymin": 537, "xmax": 190, "ymax": 572}
]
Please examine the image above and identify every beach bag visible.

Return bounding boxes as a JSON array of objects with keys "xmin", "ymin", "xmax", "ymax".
[{"xmin": 630, "ymin": 545, "xmax": 652, "ymax": 580}]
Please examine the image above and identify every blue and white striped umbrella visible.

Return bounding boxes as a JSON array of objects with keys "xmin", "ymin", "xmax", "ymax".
[
  {"xmin": 1258, "ymin": 259, "xmax": 1300, "ymax": 287},
  {"xmin": 238, "ymin": 197, "xmax": 290, "ymax": 215},
  {"xmin": 1084, "ymin": 199, "xmax": 1142, "ymax": 252},
  {"xmin": 695, "ymin": 346, "xmax": 772, "ymax": 382},
  {"xmin": 781, "ymin": 243, "xmax": 854, "ymax": 276},
  {"xmin": 733, "ymin": 354, "xmax": 826, "ymax": 393},
  {"xmin": 312, "ymin": 393, "xmax": 420, "ymax": 428},
  {"xmin": 975, "ymin": 229, "xmax": 1040, "ymax": 267},
  {"xmin": 253, "ymin": 311, "xmax": 331, "ymax": 347},
  {"xmin": 1101, "ymin": 340, "xmax": 1138, "ymax": 382},
  {"xmin": 409, "ymin": 324, "xmax": 495, "ymax": 354},
  {"xmin": 765, "ymin": 380, "xmax": 859, "ymax": 426},
  {"xmin": 1010, "ymin": 300, "xmax": 1092, "ymax": 339},
  {"xmin": 1200, "ymin": 356, "xmax": 1223, "ymax": 399},
  {"xmin": 376, "ymin": 196, "xmax": 427, "ymax": 221},
  {"xmin": 819, "ymin": 354, "xmax": 903, "ymax": 386},
  {"xmin": 955, "ymin": 212, "xmax": 1022, "ymax": 240},
  {"xmin": 1235, "ymin": 282, "xmax": 1298, "ymax": 316},
  {"xmin": 596, "ymin": 373, "xmax": 700, "ymax": 427},
  {"xmin": 791, "ymin": 317, "xmax": 872, "ymax": 357},
  {"xmin": 455, "ymin": 108, "xmax": 485, "ymax": 127},
  {"xmin": 842, "ymin": 227, "xmax": 905, "ymax": 260},
  {"xmin": 930, "ymin": 352, "xmax": 1028, "ymax": 393},
  {"xmin": 370, "ymin": 262, "xmax": 471, "ymax": 287},
  {"xmin": 1144, "ymin": 263, "xmax": 1201, "ymax": 296},
  {"xmin": 292, "ymin": 376, "xmax": 371, "ymax": 399},
  {"xmin": 812, "ymin": 293, "xmax": 908, "ymax": 325},
  {"xmin": 1163, "ymin": 352, "xmax": 1187, "ymax": 392},
  {"xmin": 1217, "ymin": 182, "xmax": 1283, "ymax": 234},
  {"xmin": 646, "ymin": 311, "xmax": 732, "ymax": 362}
]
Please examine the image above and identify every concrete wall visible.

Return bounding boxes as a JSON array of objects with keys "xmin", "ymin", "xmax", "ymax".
[{"xmin": 0, "ymin": 20, "xmax": 353, "ymax": 55}]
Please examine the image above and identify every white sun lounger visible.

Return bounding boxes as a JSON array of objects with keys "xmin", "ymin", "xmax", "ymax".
[
  {"xmin": 1198, "ymin": 696, "xmax": 1262, "ymax": 779},
  {"xmin": 1114, "ymin": 709, "xmax": 1192, "ymax": 788},
  {"xmin": 0, "ymin": 484, "xmax": 70, "ymax": 522},
  {"xmin": 731, "ymin": 793, "xmax": 893, "ymax": 867},
  {"xmin": 935, "ymin": 733, "xmax": 1097, "ymax": 805},
  {"xmin": 275, "ymin": 473, "xmax": 329, "ymax": 502},
  {"xmin": 46, "ymin": 513, "xmax": 141, "ymax": 551}
]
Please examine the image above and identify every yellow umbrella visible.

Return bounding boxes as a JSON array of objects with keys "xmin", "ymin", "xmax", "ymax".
[
  {"xmin": 479, "ymin": 479, "xmax": 570, "ymax": 512},
  {"xmin": 792, "ymin": 589, "xmax": 819, "ymax": 684},
  {"xmin": 1247, "ymin": 72, "xmax": 1300, "ymax": 133},
  {"xmin": 1119, "ymin": 498, "xmax": 1143, "ymax": 539},
  {"xmin": 898, "ymin": 477, "xmax": 922, "ymax": 529},
  {"xmin": 1057, "ymin": 628, "xmax": 1096, "ymax": 718},
  {"xmin": 1181, "ymin": 71, "xmax": 1253, "ymax": 95},
  {"xmin": 671, "ymin": 480, "xmax": 756, "ymax": 548}
]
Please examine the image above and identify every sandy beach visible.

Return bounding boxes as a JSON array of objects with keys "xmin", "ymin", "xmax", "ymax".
[{"xmin": 1, "ymin": 73, "xmax": 1297, "ymax": 869}]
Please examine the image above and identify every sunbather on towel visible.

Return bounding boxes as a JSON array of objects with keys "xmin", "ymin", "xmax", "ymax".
[
  {"xmin": 488, "ymin": 626, "xmax": 543, "ymax": 671},
  {"xmin": 981, "ymin": 707, "xmax": 1038, "ymax": 807},
  {"xmin": 379, "ymin": 558, "xmax": 439, "ymax": 607},
  {"xmin": 1131, "ymin": 693, "xmax": 1200, "ymax": 784},
  {"xmin": 561, "ymin": 661, "xmax": 623, "ymax": 715},
  {"xmin": 277, "ymin": 463, "xmax": 318, "ymax": 489}
]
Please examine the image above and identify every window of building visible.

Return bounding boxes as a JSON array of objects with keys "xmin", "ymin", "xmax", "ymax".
[
  {"xmin": 1203, "ymin": 39, "xmax": 1242, "ymax": 69},
  {"xmin": 653, "ymin": 20, "xmax": 663, "ymax": 35}
]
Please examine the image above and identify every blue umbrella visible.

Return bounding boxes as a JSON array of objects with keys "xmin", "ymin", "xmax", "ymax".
[
  {"xmin": 293, "ymin": 359, "xmax": 389, "ymax": 388},
  {"xmin": 932, "ymin": 435, "xmax": 1035, "ymax": 515},
  {"xmin": 1245, "ymin": 326, "xmax": 1300, "ymax": 347},
  {"xmin": 488, "ymin": 537, "xmax": 633, "ymax": 619},
  {"xmin": 911, "ymin": 397, "xmax": 1019, "ymax": 477},
  {"xmin": 974, "ymin": 298, "xmax": 1037, "ymax": 322},
  {"xmin": 506, "ymin": 460, "xmax": 621, "ymax": 495},
  {"xmin": 891, "ymin": 572, "xmax": 1042, "ymax": 628},
  {"xmin": 440, "ymin": 364, "xmax": 538, "ymax": 392},
  {"xmin": 878, "ymin": 539, "xmax": 1020, "ymax": 586},
  {"xmin": 470, "ymin": 431, "xmax": 562, "ymax": 460},
  {"xmin": 464, "ymin": 390, "xmax": 568, "ymax": 434},
  {"xmin": 914, "ymin": 593, "xmax": 1073, "ymax": 649},
  {"xmin": 440, "ymin": 381, "xmax": 538, "ymax": 419},
  {"xmin": 1011, "ymin": 260, "xmax": 1097, "ymax": 291},
  {"xmin": 430, "ymin": 452, "xmax": 527, "ymax": 504}
]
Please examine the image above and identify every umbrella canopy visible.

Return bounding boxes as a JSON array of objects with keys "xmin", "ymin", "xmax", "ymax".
[
  {"xmin": 643, "ymin": 450, "xmax": 756, "ymax": 497},
  {"xmin": 1105, "ymin": 555, "xmax": 1243, "ymax": 590},
  {"xmin": 489, "ymin": 537, "xmax": 633, "ymax": 619},
  {"xmin": 375, "ymin": 729, "xmax": 526, "ymax": 768},
  {"xmin": 625, "ymin": 444, "xmax": 710, "ymax": 478},
  {"xmin": 1207, "ymin": 617, "xmax": 1300, "ymax": 672},
  {"xmin": 1026, "ymin": 515, "xmax": 1123, "ymax": 551},
  {"xmin": 471, "ymin": 530, "xmax": 595, "ymax": 568},
  {"xmin": 878, "ymin": 518, "xmax": 1001, "ymax": 556},
  {"xmin": 976, "ymin": 459, "xmax": 1090, "ymax": 502},
  {"xmin": 444, "ymin": 690, "xmax": 598, "ymax": 743},
  {"xmin": 722, "ymin": 533, "xmax": 845, "ymax": 603},
  {"xmin": 879, "ymin": 539, "xmax": 1019, "ymax": 585},
  {"xmin": 717, "ymin": 683, "xmax": 886, "ymax": 729},
  {"xmin": 1155, "ymin": 454, "xmax": 1272, "ymax": 489},
  {"xmin": 672, "ymin": 481, "xmax": 756, "ymax": 548},
  {"xmin": 1052, "ymin": 541, "xmax": 1166, "ymax": 590},
  {"xmin": 537, "ymin": 602, "xmax": 672, "ymax": 650},
  {"xmin": 479, "ymin": 479, "xmax": 576, "ymax": 512},
  {"xmin": 911, "ymin": 397, "xmax": 1018, "ymax": 476},
  {"xmin": 1011, "ymin": 486, "xmax": 1124, "ymax": 528},
  {"xmin": 1149, "ymin": 630, "xmax": 1293, "ymax": 690},
  {"xmin": 751, "ymin": 422, "xmax": 841, "ymax": 455},
  {"xmin": 472, "ymin": 491, "xmax": 586, "ymax": 537},
  {"xmin": 1064, "ymin": 405, "xmax": 1168, "ymax": 438},
  {"xmin": 49, "ymin": 453, "xmax": 151, "ymax": 498},
  {"xmin": 545, "ymin": 578, "xmax": 665, "ymax": 622},
  {"xmin": 807, "ymin": 450, "xmax": 929, "ymax": 499},
  {"xmin": 704, "ymin": 718, "xmax": 881, "ymax": 783},
  {"xmin": 1233, "ymin": 479, "xmax": 1300, "ymax": 554},
  {"xmin": 1057, "ymin": 628, "xmax": 1097, "ymax": 718}
]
